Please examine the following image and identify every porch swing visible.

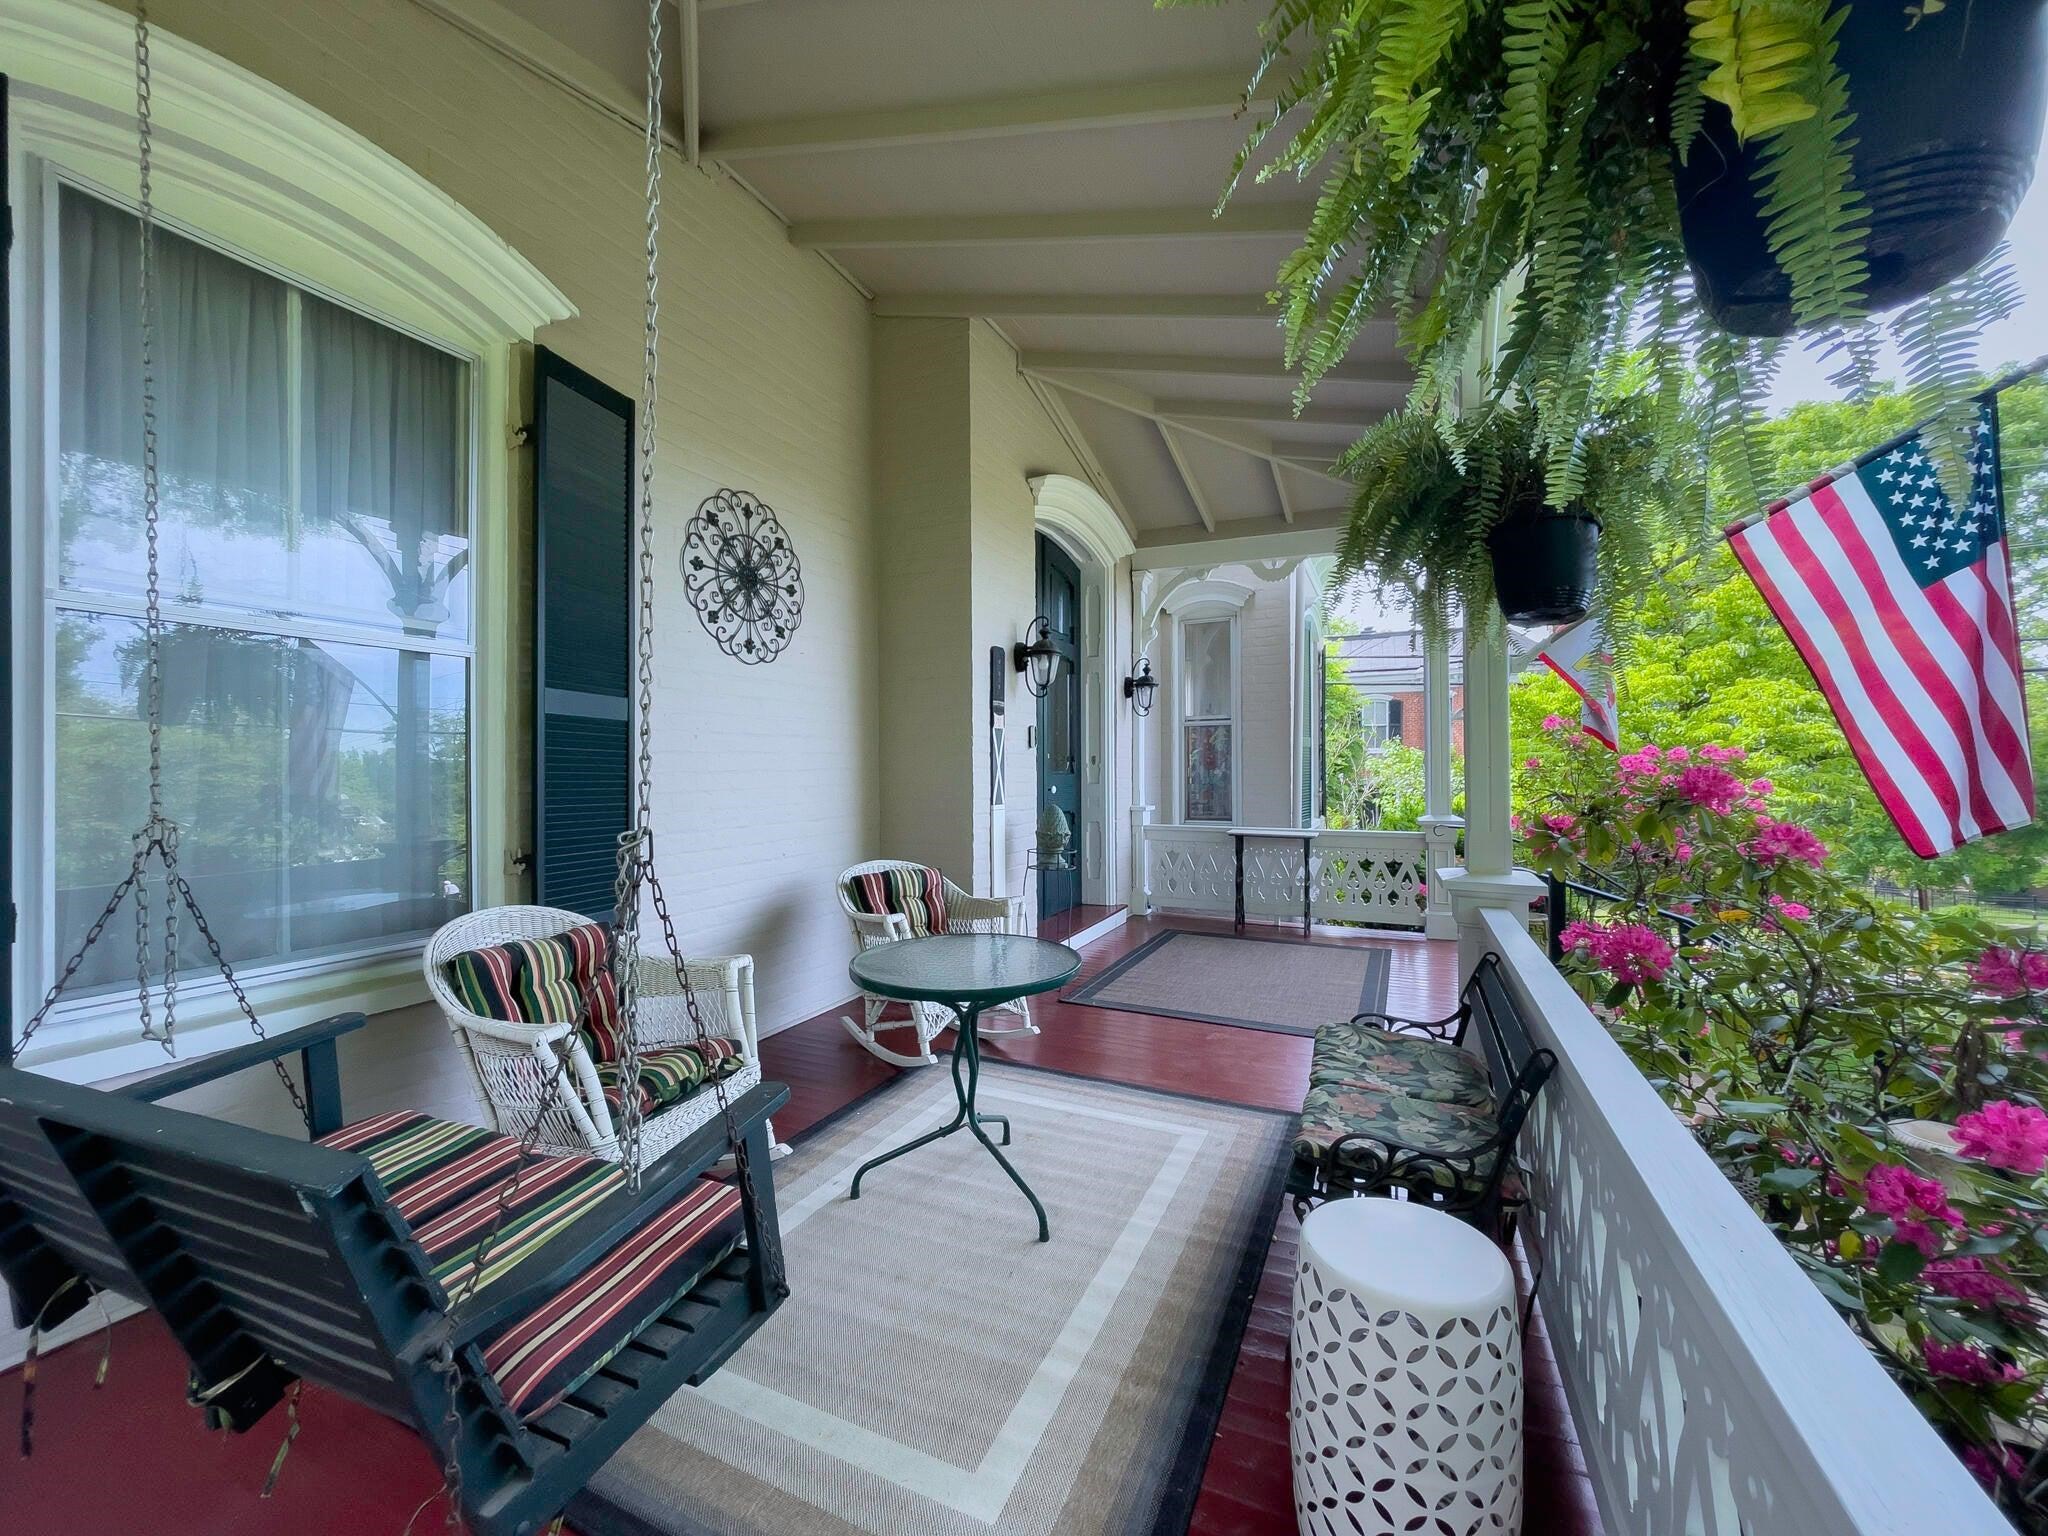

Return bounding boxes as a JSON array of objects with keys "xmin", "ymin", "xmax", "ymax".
[{"xmin": 0, "ymin": 8, "xmax": 786, "ymax": 1536}]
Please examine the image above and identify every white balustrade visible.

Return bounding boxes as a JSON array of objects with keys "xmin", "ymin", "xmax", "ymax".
[
  {"xmin": 1141, "ymin": 824, "xmax": 1436, "ymax": 930},
  {"xmin": 1476, "ymin": 906, "xmax": 2009, "ymax": 1536}
]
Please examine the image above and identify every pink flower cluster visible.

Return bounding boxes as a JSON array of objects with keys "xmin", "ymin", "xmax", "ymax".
[
  {"xmin": 1924, "ymin": 1255, "xmax": 2027, "ymax": 1312},
  {"xmin": 1558, "ymin": 920, "xmax": 1676, "ymax": 986},
  {"xmin": 1954, "ymin": 1100, "xmax": 2048, "ymax": 1177},
  {"xmin": 1762, "ymin": 893, "xmax": 1811, "ymax": 931},
  {"xmin": 1922, "ymin": 1339, "xmax": 2023, "ymax": 1386},
  {"xmin": 1674, "ymin": 762, "xmax": 1748, "ymax": 815},
  {"xmin": 1963, "ymin": 1444, "xmax": 2030, "ymax": 1494},
  {"xmin": 1972, "ymin": 946, "xmax": 2048, "ymax": 999},
  {"xmin": 1742, "ymin": 817, "xmax": 1827, "ymax": 869},
  {"xmin": 1861, "ymin": 1164, "xmax": 1964, "ymax": 1256}
]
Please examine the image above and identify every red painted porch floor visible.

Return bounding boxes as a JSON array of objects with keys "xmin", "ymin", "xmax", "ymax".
[{"xmin": 0, "ymin": 913, "xmax": 1600, "ymax": 1536}]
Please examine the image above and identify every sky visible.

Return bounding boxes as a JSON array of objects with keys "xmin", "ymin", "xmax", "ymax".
[{"xmin": 1332, "ymin": 117, "xmax": 2048, "ymax": 634}]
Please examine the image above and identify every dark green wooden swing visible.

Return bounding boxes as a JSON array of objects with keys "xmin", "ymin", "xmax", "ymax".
[
  {"xmin": 0, "ymin": 1036, "xmax": 787, "ymax": 1536},
  {"xmin": 1, "ymin": 7, "xmax": 787, "ymax": 1533}
]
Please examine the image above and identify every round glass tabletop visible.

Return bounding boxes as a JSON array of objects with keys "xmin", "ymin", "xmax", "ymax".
[{"xmin": 849, "ymin": 933, "xmax": 1081, "ymax": 1006}]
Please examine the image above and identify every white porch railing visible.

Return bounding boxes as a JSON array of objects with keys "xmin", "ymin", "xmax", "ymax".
[
  {"xmin": 1477, "ymin": 906, "xmax": 2009, "ymax": 1536},
  {"xmin": 1141, "ymin": 823, "xmax": 1441, "ymax": 930}
]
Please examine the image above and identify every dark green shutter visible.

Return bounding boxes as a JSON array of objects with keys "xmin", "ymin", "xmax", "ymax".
[{"xmin": 533, "ymin": 348, "xmax": 633, "ymax": 920}]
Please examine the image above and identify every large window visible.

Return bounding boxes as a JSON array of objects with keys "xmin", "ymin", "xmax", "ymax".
[
  {"xmin": 1180, "ymin": 616, "xmax": 1236, "ymax": 823},
  {"xmin": 44, "ymin": 185, "xmax": 472, "ymax": 994}
]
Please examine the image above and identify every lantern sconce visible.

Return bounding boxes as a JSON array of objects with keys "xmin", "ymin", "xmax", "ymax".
[
  {"xmin": 1123, "ymin": 657, "xmax": 1158, "ymax": 716},
  {"xmin": 1014, "ymin": 616, "xmax": 1061, "ymax": 698}
]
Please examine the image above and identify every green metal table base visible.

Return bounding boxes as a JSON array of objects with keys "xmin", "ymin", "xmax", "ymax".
[{"xmin": 849, "ymin": 1000, "xmax": 1049, "ymax": 1241}]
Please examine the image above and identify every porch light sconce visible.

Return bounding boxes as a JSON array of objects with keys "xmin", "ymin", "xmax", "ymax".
[
  {"xmin": 1123, "ymin": 658, "xmax": 1158, "ymax": 716},
  {"xmin": 1014, "ymin": 617, "xmax": 1061, "ymax": 698}
]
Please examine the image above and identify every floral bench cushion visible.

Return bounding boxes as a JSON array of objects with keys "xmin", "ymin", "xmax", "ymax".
[
  {"xmin": 1309, "ymin": 1023, "xmax": 1495, "ymax": 1111},
  {"xmin": 596, "ymin": 1039, "xmax": 747, "ymax": 1120},
  {"xmin": 845, "ymin": 864, "xmax": 950, "ymax": 937},
  {"xmin": 1292, "ymin": 1083, "xmax": 1502, "ymax": 1191},
  {"xmin": 320, "ymin": 1109, "xmax": 742, "ymax": 1418}
]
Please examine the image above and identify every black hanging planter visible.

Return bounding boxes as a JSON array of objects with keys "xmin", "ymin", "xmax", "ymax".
[
  {"xmin": 1675, "ymin": 0, "xmax": 2048, "ymax": 336},
  {"xmin": 1488, "ymin": 504, "xmax": 1600, "ymax": 625}
]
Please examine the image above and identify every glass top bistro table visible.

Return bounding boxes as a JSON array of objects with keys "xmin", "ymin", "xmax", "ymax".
[{"xmin": 847, "ymin": 932, "xmax": 1081, "ymax": 1241}]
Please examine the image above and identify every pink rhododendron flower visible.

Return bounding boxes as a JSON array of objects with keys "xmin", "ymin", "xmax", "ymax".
[
  {"xmin": 1972, "ymin": 946, "xmax": 2048, "ymax": 999},
  {"xmin": 1665, "ymin": 745, "xmax": 1690, "ymax": 763},
  {"xmin": 1558, "ymin": 920, "xmax": 1676, "ymax": 986},
  {"xmin": 1675, "ymin": 763, "xmax": 1748, "ymax": 815},
  {"xmin": 1524, "ymin": 757, "xmax": 1541, "ymax": 771},
  {"xmin": 1861, "ymin": 1164, "xmax": 1964, "ymax": 1254},
  {"xmin": 1954, "ymin": 1100, "xmax": 2048, "ymax": 1176},
  {"xmin": 1763, "ymin": 894, "xmax": 1811, "ymax": 930},
  {"xmin": 1922, "ymin": 1340, "xmax": 2022, "ymax": 1386},
  {"xmin": 1540, "ymin": 812, "xmax": 1578, "ymax": 835},
  {"xmin": 1669, "ymin": 900, "xmax": 1696, "ymax": 916},
  {"xmin": 1749, "ymin": 778, "xmax": 1773, "ymax": 797},
  {"xmin": 1962, "ymin": 1445, "xmax": 2029, "ymax": 1493},
  {"xmin": 1699, "ymin": 744, "xmax": 1749, "ymax": 764},
  {"xmin": 1541, "ymin": 714, "xmax": 1566, "ymax": 731},
  {"xmin": 1742, "ymin": 817, "xmax": 1827, "ymax": 868},
  {"xmin": 1924, "ymin": 1256, "xmax": 2027, "ymax": 1312}
]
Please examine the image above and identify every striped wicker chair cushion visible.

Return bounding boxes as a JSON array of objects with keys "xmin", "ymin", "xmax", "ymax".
[
  {"xmin": 443, "ymin": 938, "xmax": 586, "ymax": 1028},
  {"xmin": 319, "ymin": 1110, "xmax": 742, "ymax": 1417},
  {"xmin": 845, "ymin": 865, "xmax": 950, "ymax": 937},
  {"xmin": 554, "ymin": 922, "xmax": 628, "ymax": 1063},
  {"xmin": 596, "ymin": 1039, "xmax": 746, "ymax": 1120}
]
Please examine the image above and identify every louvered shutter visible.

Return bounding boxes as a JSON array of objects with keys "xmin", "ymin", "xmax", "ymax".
[{"xmin": 533, "ymin": 349, "xmax": 632, "ymax": 920}]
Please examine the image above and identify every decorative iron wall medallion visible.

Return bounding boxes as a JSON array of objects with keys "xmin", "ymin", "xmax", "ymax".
[{"xmin": 680, "ymin": 488, "xmax": 804, "ymax": 664}]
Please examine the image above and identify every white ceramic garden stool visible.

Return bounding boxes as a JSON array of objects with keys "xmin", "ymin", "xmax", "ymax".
[{"xmin": 1290, "ymin": 1197, "xmax": 1523, "ymax": 1536}]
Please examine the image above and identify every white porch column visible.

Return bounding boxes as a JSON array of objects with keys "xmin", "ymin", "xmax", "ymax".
[
  {"xmin": 1418, "ymin": 610, "xmax": 1463, "ymax": 940},
  {"xmin": 1438, "ymin": 605, "xmax": 1536, "ymax": 975},
  {"xmin": 1131, "ymin": 803, "xmax": 1154, "ymax": 913}
]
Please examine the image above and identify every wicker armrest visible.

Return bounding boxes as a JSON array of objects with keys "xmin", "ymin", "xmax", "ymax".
[
  {"xmin": 446, "ymin": 1011, "xmax": 581, "ymax": 1048},
  {"xmin": 947, "ymin": 892, "xmax": 1012, "ymax": 923}
]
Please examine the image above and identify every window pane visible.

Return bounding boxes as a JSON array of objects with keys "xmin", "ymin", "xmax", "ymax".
[
  {"xmin": 1183, "ymin": 619, "xmax": 1231, "ymax": 719},
  {"xmin": 57, "ymin": 187, "xmax": 470, "ymax": 641},
  {"xmin": 302, "ymin": 294, "xmax": 469, "ymax": 640},
  {"xmin": 1184, "ymin": 722, "xmax": 1233, "ymax": 822},
  {"xmin": 53, "ymin": 613, "xmax": 468, "ymax": 992}
]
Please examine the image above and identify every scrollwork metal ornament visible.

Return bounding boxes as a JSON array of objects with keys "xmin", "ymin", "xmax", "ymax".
[{"xmin": 680, "ymin": 488, "xmax": 804, "ymax": 664}]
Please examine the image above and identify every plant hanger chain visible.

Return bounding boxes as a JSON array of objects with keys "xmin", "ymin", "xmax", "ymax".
[{"xmin": 7, "ymin": 5, "xmax": 306, "ymax": 1129}]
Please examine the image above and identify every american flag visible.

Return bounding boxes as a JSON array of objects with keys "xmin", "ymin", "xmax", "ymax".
[
  {"xmin": 1537, "ymin": 616, "xmax": 1619, "ymax": 749},
  {"xmin": 1726, "ymin": 403, "xmax": 2033, "ymax": 858}
]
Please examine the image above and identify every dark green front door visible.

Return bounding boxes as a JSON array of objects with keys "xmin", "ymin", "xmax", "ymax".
[{"xmin": 1036, "ymin": 535, "xmax": 1081, "ymax": 921}]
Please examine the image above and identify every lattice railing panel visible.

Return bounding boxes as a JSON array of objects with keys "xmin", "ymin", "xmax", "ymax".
[{"xmin": 1141, "ymin": 826, "xmax": 1429, "ymax": 930}]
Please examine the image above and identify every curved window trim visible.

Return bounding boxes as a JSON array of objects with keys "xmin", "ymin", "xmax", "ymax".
[{"xmin": 7, "ymin": 0, "xmax": 575, "ymax": 1078}]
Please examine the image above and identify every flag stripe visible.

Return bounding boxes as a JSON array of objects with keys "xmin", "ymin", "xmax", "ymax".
[
  {"xmin": 1815, "ymin": 480, "xmax": 2026, "ymax": 831},
  {"xmin": 1769, "ymin": 507, "xmax": 1970, "ymax": 846},
  {"xmin": 1730, "ymin": 522, "xmax": 1950, "ymax": 856}
]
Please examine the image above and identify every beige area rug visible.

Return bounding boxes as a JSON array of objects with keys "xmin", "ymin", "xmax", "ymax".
[
  {"xmin": 571, "ymin": 1063, "xmax": 1292, "ymax": 1536},
  {"xmin": 1065, "ymin": 929, "xmax": 1393, "ymax": 1037}
]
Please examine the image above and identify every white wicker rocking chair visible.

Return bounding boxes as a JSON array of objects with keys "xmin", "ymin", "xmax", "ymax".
[
  {"xmin": 837, "ymin": 860, "xmax": 1040, "ymax": 1067},
  {"xmin": 424, "ymin": 905, "xmax": 786, "ymax": 1163}
]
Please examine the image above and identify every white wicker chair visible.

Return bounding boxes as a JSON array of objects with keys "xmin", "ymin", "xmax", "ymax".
[
  {"xmin": 424, "ymin": 905, "xmax": 785, "ymax": 1164},
  {"xmin": 836, "ymin": 860, "xmax": 1040, "ymax": 1067}
]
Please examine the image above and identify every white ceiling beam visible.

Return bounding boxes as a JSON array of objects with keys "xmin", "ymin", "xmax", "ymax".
[
  {"xmin": 704, "ymin": 70, "xmax": 1261, "ymax": 159},
  {"xmin": 682, "ymin": 0, "xmax": 701, "ymax": 166},
  {"xmin": 1018, "ymin": 350, "xmax": 1407, "ymax": 385},
  {"xmin": 1028, "ymin": 369, "xmax": 1348, "ymax": 489},
  {"xmin": 1155, "ymin": 398, "xmax": 1386, "ymax": 428},
  {"xmin": 1157, "ymin": 424, "xmax": 1218, "ymax": 533},
  {"xmin": 1269, "ymin": 460, "xmax": 1296, "ymax": 525},
  {"xmin": 791, "ymin": 205, "xmax": 1310, "ymax": 249},
  {"xmin": 873, "ymin": 292, "xmax": 1276, "ymax": 320},
  {"xmin": 1132, "ymin": 512, "xmax": 1350, "ymax": 569}
]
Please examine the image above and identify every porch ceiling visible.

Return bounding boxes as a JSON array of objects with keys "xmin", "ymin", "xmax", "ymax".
[{"xmin": 464, "ymin": 0, "xmax": 1397, "ymax": 547}]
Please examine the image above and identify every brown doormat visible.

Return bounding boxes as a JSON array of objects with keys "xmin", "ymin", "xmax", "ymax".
[
  {"xmin": 570, "ymin": 1062, "xmax": 1291, "ymax": 1536},
  {"xmin": 1065, "ymin": 929, "xmax": 1393, "ymax": 1037}
]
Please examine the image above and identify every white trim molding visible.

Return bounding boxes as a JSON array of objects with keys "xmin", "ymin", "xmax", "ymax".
[
  {"xmin": 1, "ymin": 0, "xmax": 575, "ymax": 349},
  {"xmin": 1028, "ymin": 472, "xmax": 1136, "ymax": 569}
]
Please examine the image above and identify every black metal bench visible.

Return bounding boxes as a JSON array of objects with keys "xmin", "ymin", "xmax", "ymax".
[
  {"xmin": 1288, "ymin": 952, "xmax": 1556, "ymax": 1233},
  {"xmin": 0, "ymin": 1013, "xmax": 788, "ymax": 1536}
]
